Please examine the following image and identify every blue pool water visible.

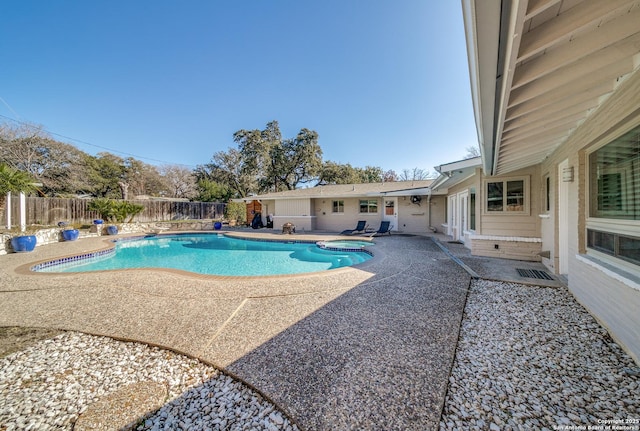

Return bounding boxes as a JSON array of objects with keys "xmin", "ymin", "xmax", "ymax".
[{"xmin": 35, "ymin": 234, "xmax": 373, "ymax": 276}]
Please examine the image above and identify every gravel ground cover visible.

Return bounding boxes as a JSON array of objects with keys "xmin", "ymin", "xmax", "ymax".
[
  {"xmin": 440, "ymin": 279, "xmax": 640, "ymax": 431},
  {"xmin": 2, "ymin": 277, "xmax": 639, "ymax": 431},
  {"xmin": 0, "ymin": 332, "xmax": 298, "ymax": 431}
]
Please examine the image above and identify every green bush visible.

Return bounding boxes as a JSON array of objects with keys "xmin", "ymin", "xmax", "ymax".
[
  {"xmin": 88, "ymin": 199, "xmax": 144, "ymax": 223},
  {"xmin": 224, "ymin": 201, "xmax": 246, "ymax": 224}
]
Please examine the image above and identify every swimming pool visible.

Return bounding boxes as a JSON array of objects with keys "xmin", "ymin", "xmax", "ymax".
[{"xmin": 33, "ymin": 234, "xmax": 373, "ymax": 276}]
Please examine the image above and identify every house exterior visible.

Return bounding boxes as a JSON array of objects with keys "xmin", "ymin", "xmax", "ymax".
[
  {"xmin": 447, "ymin": 0, "xmax": 640, "ymax": 363},
  {"xmin": 242, "ymin": 181, "xmax": 447, "ymax": 234},
  {"xmin": 432, "ymin": 156, "xmax": 545, "ymax": 262}
]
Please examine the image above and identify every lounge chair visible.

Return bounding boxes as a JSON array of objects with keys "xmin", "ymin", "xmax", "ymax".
[
  {"xmin": 366, "ymin": 220, "xmax": 392, "ymax": 237},
  {"xmin": 340, "ymin": 220, "xmax": 368, "ymax": 235}
]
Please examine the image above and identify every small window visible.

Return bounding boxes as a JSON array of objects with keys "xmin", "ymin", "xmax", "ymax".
[
  {"xmin": 587, "ymin": 229, "xmax": 615, "ymax": 255},
  {"xmin": 332, "ymin": 200, "xmax": 344, "ymax": 213},
  {"xmin": 487, "ymin": 182, "xmax": 503, "ymax": 211},
  {"xmin": 359, "ymin": 199, "xmax": 378, "ymax": 213},
  {"xmin": 588, "ymin": 229, "xmax": 640, "ymax": 267},
  {"xmin": 485, "ymin": 177, "xmax": 528, "ymax": 214},
  {"xmin": 469, "ymin": 187, "xmax": 476, "ymax": 230},
  {"xmin": 545, "ymin": 176, "xmax": 551, "ymax": 212}
]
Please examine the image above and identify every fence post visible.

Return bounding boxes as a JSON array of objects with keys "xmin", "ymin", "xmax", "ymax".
[{"xmin": 5, "ymin": 192, "xmax": 11, "ymax": 229}]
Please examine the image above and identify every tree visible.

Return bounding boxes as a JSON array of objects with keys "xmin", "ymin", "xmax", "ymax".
[
  {"xmin": 0, "ymin": 163, "xmax": 35, "ymax": 196},
  {"xmin": 356, "ymin": 166, "xmax": 384, "ymax": 183},
  {"xmin": 194, "ymin": 178, "xmax": 233, "ymax": 202},
  {"xmin": 383, "ymin": 169, "xmax": 398, "ymax": 182},
  {"xmin": 233, "ymin": 120, "xmax": 281, "ymax": 191},
  {"xmin": 399, "ymin": 168, "xmax": 432, "ymax": 181},
  {"xmin": 160, "ymin": 165, "xmax": 197, "ymax": 199},
  {"xmin": 122, "ymin": 158, "xmax": 165, "ymax": 198},
  {"xmin": 318, "ymin": 161, "xmax": 361, "ymax": 184},
  {"xmin": 196, "ymin": 149, "xmax": 257, "ymax": 199},
  {"xmin": 202, "ymin": 121, "xmax": 323, "ymax": 197},
  {"xmin": 0, "ymin": 122, "xmax": 89, "ymax": 196},
  {"xmin": 270, "ymin": 128, "xmax": 322, "ymax": 190},
  {"xmin": 84, "ymin": 153, "xmax": 126, "ymax": 198},
  {"xmin": 318, "ymin": 163, "xmax": 388, "ymax": 185},
  {"xmin": 464, "ymin": 145, "xmax": 480, "ymax": 159}
]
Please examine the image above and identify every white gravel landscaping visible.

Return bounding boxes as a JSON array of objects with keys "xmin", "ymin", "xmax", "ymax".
[
  {"xmin": 2, "ymin": 277, "xmax": 639, "ymax": 431},
  {"xmin": 0, "ymin": 333, "xmax": 298, "ymax": 431},
  {"xmin": 440, "ymin": 279, "xmax": 640, "ymax": 431}
]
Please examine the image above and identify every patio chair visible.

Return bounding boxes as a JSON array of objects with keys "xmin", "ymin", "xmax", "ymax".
[
  {"xmin": 366, "ymin": 220, "xmax": 392, "ymax": 237},
  {"xmin": 340, "ymin": 220, "xmax": 368, "ymax": 235}
]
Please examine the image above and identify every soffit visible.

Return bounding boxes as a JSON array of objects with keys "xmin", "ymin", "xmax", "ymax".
[{"xmin": 493, "ymin": 0, "xmax": 640, "ymax": 175}]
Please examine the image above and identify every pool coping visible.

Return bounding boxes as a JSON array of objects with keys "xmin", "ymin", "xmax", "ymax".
[{"xmin": 16, "ymin": 231, "xmax": 380, "ymax": 282}]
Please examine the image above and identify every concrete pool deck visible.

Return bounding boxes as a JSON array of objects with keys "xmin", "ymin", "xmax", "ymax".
[{"xmin": 0, "ymin": 230, "xmax": 558, "ymax": 430}]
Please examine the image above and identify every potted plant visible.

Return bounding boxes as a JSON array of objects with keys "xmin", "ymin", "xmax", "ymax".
[
  {"xmin": 88, "ymin": 199, "xmax": 144, "ymax": 235},
  {"xmin": 1, "ymin": 164, "xmax": 37, "ymax": 252},
  {"xmin": 10, "ymin": 233, "xmax": 37, "ymax": 252},
  {"xmin": 58, "ymin": 221, "xmax": 80, "ymax": 241}
]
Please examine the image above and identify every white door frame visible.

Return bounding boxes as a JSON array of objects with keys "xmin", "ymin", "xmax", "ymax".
[
  {"xmin": 558, "ymin": 159, "xmax": 569, "ymax": 274},
  {"xmin": 447, "ymin": 192, "xmax": 469, "ymax": 242},
  {"xmin": 447, "ymin": 195, "xmax": 457, "ymax": 238},
  {"xmin": 457, "ymin": 191, "xmax": 469, "ymax": 244},
  {"xmin": 382, "ymin": 197, "xmax": 398, "ymax": 231}
]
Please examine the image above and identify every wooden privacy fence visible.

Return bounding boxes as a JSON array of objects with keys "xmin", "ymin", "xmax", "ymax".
[{"xmin": 6, "ymin": 197, "xmax": 226, "ymax": 226}]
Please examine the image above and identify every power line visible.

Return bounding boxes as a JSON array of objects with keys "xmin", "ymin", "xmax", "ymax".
[{"xmin": 0, "ymin": 113, "xmax": 198, "ymax": 169}]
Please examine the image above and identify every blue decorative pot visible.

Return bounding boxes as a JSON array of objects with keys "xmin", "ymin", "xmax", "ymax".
[
  {"xmin": 214, "ymin": 221, "xmax": 222, "ymax": 230},
  {"xmin": 11, "ymin": 235, "xmax": 37, "ymax": 253},
  {"xmin": 106, "ymin": 225, "xmax": 118, "ymax": 235},
  {"xmin": 62, "ymin": 229, "xmax": 80, "ymax": 241},
  {"xmin": 93, "ymin": 219, "xmax": 104, "ymax": 225}
]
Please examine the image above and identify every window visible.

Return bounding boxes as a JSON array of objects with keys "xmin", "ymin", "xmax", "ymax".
[
  {"xmin": 332, "ymin": 200, "xmax": 344, "ymax": 213},
  {"xmin": 587, "ymin": 124, "xmax": 640, "ymax": 267},
  {"xmin": 469, "ymin": 187, "xmax": 476, "ymax": 230},
  {"xmin": 589, "ymin": 127, "xmax": 639, "ymax": 219},
  {"xmin": 545, "ymin": 176, "xmax": 551, "ymax": 212},
  {"xmin": 359, "ymin": 199, "xmax": 378, "ymax": 213},
  {"xmin": 588, "ymin": 230, "xmax": 640, "ymax": 266},
  {"xmin": 485, "ymin": 177, "xmax": 528, "ymax": 213}
]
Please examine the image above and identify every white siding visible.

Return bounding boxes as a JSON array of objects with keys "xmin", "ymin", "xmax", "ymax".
[
  {"xmin": 313, "ymin": 198, "xmax": 382, "ymax": 232},
  {"xmin": 397, "ymin": 196, "xmax": 429, "ymax": 233},
  {"xmin": 571, "ymin": 258, "xmax": 640, "ymax": 364},
  {"xmin": 540, "ymin": 70, "xmax": 640, "ymax": 362}
]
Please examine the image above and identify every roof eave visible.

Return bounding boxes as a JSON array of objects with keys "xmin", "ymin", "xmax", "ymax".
[{"xmin": 462, "ymin": 0, "xmax": 502, "ymax": 175}]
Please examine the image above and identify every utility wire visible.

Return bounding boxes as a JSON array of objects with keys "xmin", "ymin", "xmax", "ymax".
[{"xmin": 0, "ymin": 113, "xmax": 198, "ymax": 169}]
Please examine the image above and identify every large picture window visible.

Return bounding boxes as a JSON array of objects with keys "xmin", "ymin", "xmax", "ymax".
[
  {"xmin": 484, "ymin": 177, "xmax": 528, "ymax": 214},
  {"xmin": 359, "ymin": 199, "xmax": 378, "ymax": 214},
  {"xmin": 589, "ymin": 126, "xmax": 640, "ymax": 220},
  {"xmin": 587, "ymin": 124, "xmax": 640, "ymax": 267}
]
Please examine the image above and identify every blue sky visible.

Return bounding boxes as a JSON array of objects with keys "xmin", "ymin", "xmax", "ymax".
[{"xmin": 1, "ymin": 1, "xmax": 478, "ymax": 175}]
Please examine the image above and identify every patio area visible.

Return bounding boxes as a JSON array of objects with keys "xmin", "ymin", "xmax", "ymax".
[
  {"xmin": 0, "ymin": 232, "xmax": 471, "ymax": 430},
  {"xmin": 1, "ymin": 231, "xmax": 638, "ymax": 430}
]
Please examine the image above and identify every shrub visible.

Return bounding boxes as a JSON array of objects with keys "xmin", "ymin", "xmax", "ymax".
[
  {"xmin": 88, "ymin": 199, "xmax": 144, "ymax": 223},
  {"xmin": 224, "ymin": 201, "xmax": 246, "ymax": 224}
]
